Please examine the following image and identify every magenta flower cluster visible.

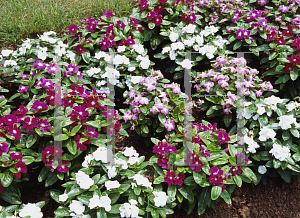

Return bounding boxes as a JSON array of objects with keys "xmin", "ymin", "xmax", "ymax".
[
  {"xmin": 208, "ymin": 166, "xmax": 227, "ymax": 191},
  {"xmin": 42, "ymin": 145, "xmax": 69, "ymax": 173},
  {"xmin": 153, "ymin": 138, "xmax": 177, "ymax": 169}
]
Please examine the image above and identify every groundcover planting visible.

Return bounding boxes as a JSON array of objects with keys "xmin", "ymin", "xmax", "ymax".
[{"xmin": 0, "ymin": 0, "xmax": 300, "ymax": 217}]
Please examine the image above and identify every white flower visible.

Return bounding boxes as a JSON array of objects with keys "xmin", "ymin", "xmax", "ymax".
[
  {"xmin": 3, "ymin": 60, "xmax": 18, "ymax": 67},
  {"xmin": 54, "ymin": 46, "xmax": 66, "ymax": 56},
  {"xmin": 118, "ymin": 45, "xmax": 126, "ymax": 53},
  {"xmin": 1, "ymin": 50, "xmax": 13, "ymax": 57},
  {"xmin": 93, "ymin": 146, "xmax": 108, "ymax": 163},
  {"xmin": 139, "ymin": 56, "xmax": 150, "ymax": 69},
  {"xmin": 123, "ymin": 147, "xmax": 138, "ymax": 157},
  {"xmin": 263, "ymin": 96, "xmax": 284, "ymax": 110},
  {"xmin": 162, "ymin": 46, "xmax": 171, "ymax": 54},
  {"xmin": 119, "ymin": 200, "xmax": 139, "ymax": 218},
  {"xmin": 257, "ymin": 104, "xmax": 266, "ymax": 115},
  {"xmin": 195, "ymin": 35, "xmax": 204, "ymax": 46},
  {"xmin": 106, "ymin": 165, "xmax": 117, "ymax": 179},
  {"xmin": 59, "ymin": 193, "xmax": 68, "ymax": 202},
  {"xmin": 279, "ymin": 115, "xmax": 297, "ymax": 130},
  {"xmin": 129, "ymin": 174, "xmax": 153, "ymax": 189},
  {"xmin": 171, "ymin": 42, "xmax": 185, "ymax": 51},
  {"xmin": 82, "ymin": 154, "xmax": 94, "ymax": 168},
  {"xmin": 37, "ymin": 47, "xmax": 47, "ymax": 60},
  {"xmin": 206, "ymin": 53, "xmax": 214, "ymax": 59},
  {"xmin": 200, "ymin": 26, "xmax": 219, "ymax": 37},
  {"xmin": 105, "ymin": 180, "xmax": 121, "ymax": 190},
  {"xmin": 128, "ymin": 156, "xmax": 140, "ymax": 165},
  {"xmin": 99, "ymin": 196, "xmax": 111, "ymax": 212},
  {"xmin": 269, "ymin": 144, "xmax": 291, "ymax": 161},
  {"xmin": 169, "ymin": 32, "xmax": 179, "ymax": 42},
  {"xmin": 132, "ymin": 43, "xmax": 145, "ymax": 54},
  {"xmin": 128, "ymin": 66, "xmax": 136, "ymax": 72},
  {"xmin": 19, "ymin": 203, "xmax": 43, "ymax": 218},
  {"xmin": 244, "ymin": 135, "xmax": 260, "ymax": 153},
  {"xmin": 153, "ymin": 191, "xmax": 168, "ymax": 207},
  {"xmin": 169, "ymin": 50, "xmax": 177, "ymax": 60},
  {"xmin": 258, "ymin": 165, "xmax": 267, "ymax": 174},
  {"xmin": 44, "ymin": 31, "xmax": 56, "ymax": 36},
  {"xmin": 115, "ymin": 157, "xmax": 128, "ymax": 170},
  {"xmin": 86, "ymin": 67, "xmax": 101, "ymax": 77},
  {"xmin": 258, "ymin": 126, "xmax": 276, "ymax": 142},
  {"xmin": 183, "ymin": 38, "xmax": 195, "ymax": 47},
  {"xmin": 113, "ymin": 55, "xmax": 130, "ymax": 65},
  {"xmin": 96, "ymin": 80, "xmax": 106, "ymax": 87},
  {"xmin": 198, "ymin": 45, "xmax": 217, "ymax": 56},
  {"xmin": 182, "ymin": 24, "xmax": 196, "ymax": 34},
  {"xmin": 75, "ymin": 171, "xmax": 94, "ymax": 190},
  {"xmin": 178, "ymin": 59, "xmax": 193, "ymax": 69},
  {"xmin": 131, "ymin": 76, "xmax": 143, "ymax": 84},
  {"xmin": 64, "ymin": 51, "xmax": 75, "ymax": 62},
  {"xmin": 95, "ymin": 51, "xmax": 111, "ymax": 62},
  {"xmin": 69, "ymin": 200, "xmax": 85, "ymax": 215},
  {"xmin": 88, "ymin": 195, "xmax": 102, "ymax": 209}
]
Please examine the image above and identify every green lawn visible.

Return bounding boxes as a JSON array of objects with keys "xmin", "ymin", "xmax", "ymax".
[{"xmin": 0, "ymin": 0, "xmax": 135, "ymax": 47}]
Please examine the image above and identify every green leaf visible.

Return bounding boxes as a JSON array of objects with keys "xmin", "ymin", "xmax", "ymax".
[
  {"xmin": 220, "ymin": 189, "xmax": 232, "ymax": 204},
  {"xmin": 279, "ymin": 169, "xmax": 291, "ymax": 183},
  {"xmin": 158, "ymin": 113, "xmax": 166, "ymax": 125},
  {"xmin": 197, "ymin": 187, "xmax": 210, "ymax": 215},
  {"xmin": 82, "ymin": 50, "xmax": 91, "ymax": 64},
  {"xmin": 22, "ymin": 156, "xmax": 35, "ymax": 165},
  {"xmin": 233, "ymin": 41, "xmax": 242, "ymax": 50},
  {"xmin": 290, "ymin": 67, "xmax": 299, "ymax": 81},
  {"xmin": 0, "ymin": 185, "xmax": 22, "ymax": 204},
  {"xmin": 269, "ymin": 52, "xmax": 278, "ymax": 60},
  {"xmin": 153, "ymin": 163, "xmax": 164, "ymax": 176},
  {"xmin": 178, "ymin": 185, "xmax": 194, "ymax": 202},
  {"xmin": 54, "ymin": 207, "xmax": 70, "ymax": 216},
  {"xmin": 148, "ymin": 22, "xmax": 155, "ymax": 30},
  {"xmin": 151, "ymin": 138, "xmax": 160, "ymax": 145},
  {"xmin": 38, "ymin": 166, "xmax": 50, "ymax": 182},
  {"xmin": 141, "ymin": 124, "xmax": 149, "ymax": 134},
  {"xmin": 62, "ymin": 117, "xmax": 74, "ymax": 127},
  {"xmin": 70, "ymin": 125, "xmax": 82, "ymax": 136},
  {"xmin": 49, "ymin": 189, "xmax": 62, "ymax": 203},
  {"xmin": 45, "ymin": 173, "xmax": 58, "ymax": 187},
  {"xmin": 1, "ymin": 171, "xmax": 13, "ymax": 187},
  {"xmin": 68, "ymin": 187, "xmax": 84, "ymax": 197},
  {"xmin": 233, "ymin": 175, "xmax": 242, "ymax": 187},
  {"xmin": 84, "ymin": 121, "xmax": 101, "ymax": 128},
  {"xmin": 154, "ymin": 175, "xmax": 165, "ymax": 184},
  {"xmin": 211, "ymin": 185, "xmax": 222, "ymax": 201},
  {"xmin": 224, "ymin": 113, "xmax": 232, "ymax": 128},
  {"xmin": 66, "ymin": 139, "xmax": 77, "ymax": 155},
  {"xmin": 290, "ymin": 128, "xmax": 300, "ymax": 138},
  {"xmin": 167, "ymin": 184, "xmax": 177, "ymax": 198}
]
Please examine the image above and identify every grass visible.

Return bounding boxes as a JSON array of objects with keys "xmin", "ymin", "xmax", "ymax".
[{"xmin": 0, "ymin": 0, "xmax": 135, "ymax": 47}]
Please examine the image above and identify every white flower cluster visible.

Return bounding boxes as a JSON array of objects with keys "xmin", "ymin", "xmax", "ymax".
[
  {"xmin": 286, "ymin": 101, "xmax": 300, "ymax": 112},
  {"xmin": 244, "ymin": 134, "xmax": 260, "ymax": 153},
  {"xmin": 129, "ymin": 174, "xmax": 153, "ymax": 189},
  {"xmin": 101, "ymin": 66, "xmax": 120, "ymax": 85},
  {"xmin": 153, "ymin": 191, "xmax": 168, "ymax": 207},
  {"xmin": 54, "ymin": 41, "xmax": 68, "ymax": 57},
  {"xmin": 136, "ymin": 55, "xmax": 150, "ymax": 69},
  {"xmin": 269, "ymin": 143, "xmax": 291, "ymax": 161},
  {"xmin": 75, "ymin": 171, "xmax": 94, "ymax": 189},
  {"xmin": 88, "ymin": 195, "xmax": 111, "ymax": 212},
  {"xmin": 95, "ymin": 51, "xmax": 111, "ymax": 62},
  {"xmin": 119, "ymin": 199, "xmax": 140, "ymax": 218},
  {"xmin": 113, "ymin": 54, "xmax": 130, "ymax": 66},
  {"xmin": 69, "ymin": 200, "xmax": 91, "ymax": 218},
  {"xmin": 18, "ymin": 203, "xmax": 43, "ymax": 218},
  {"xmin": 105, "ymin": 180, "xmax": 121, "ymax": 190},
  {"xmin": 86, "ymin": 67, "xmax": 101, "ymax": 77},
  {"xmin": 123, "ymin": 147, "xmax": 140, "ymax": 165},
  {"xmin": 278, "ymin": 115, "xmax": 300, "ymax": 130},
  {"xmin": 258, "ymin": 126, "xmax": 276, "ymax": 142},
  {"xmin": 39, "ymin": 31, "xmax": 58, "ymax": 44}
]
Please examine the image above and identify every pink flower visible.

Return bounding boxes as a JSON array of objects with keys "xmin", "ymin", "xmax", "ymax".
[
  {"xmin": 19, "ymin": 85, "xmax": 29, "ymax": 93},
  {"xmin": 165, "ymin": 119, "xmax": 175, "ymax": 131},
  {"xmin": 42, "ymin": 79, "xmax": 54, "ymax": 89},
  {"xmin": 278, "ymin": 5, "xmax": 289, "ymax": 12},
  {"xmin": 32, "ymin": 60, "xmax": 46, "ymax": 70},
  {"xmin": 31, "ymin": 100, "xmax": 48, "ymax": 112},
  {"xmin": 257, "ymin": 0, "xmax": 267, "ymax": 5},
  {"xmin": 232, "ymin": 14, "xmax": 240, "ymax": 22},
  {"xmin": 47, "ymin": 63, "xmax": 60, "ymax": 74},
  {"xmin": 68, "ymin": 24, "xmax": 78, "ymax": 35},
  {"xmin": 254, "ymin": 89, "xmax": 263, "ymax": 97},
  {"xmin": 86, "ymin": 126, "xmax": 99, "ymax": 139},
  {"xmin": 7, "ymin": 125, "xmax": 21, "ymax": 140},
  {"xmin": 102, "ymin": 10, "xmax": 115, "ymax": 18},
  {"xmin": 10, "ymin": 152, "xmax": 23, "ymax": 160},
  {"xmin": 276, "ymin": 36, "xmax": 286, "ymax": 45},
  {"xmin": 0, "ymin": 142, "xmax": 9, "ymax": 155},
  {"xmin": 15, "ymin": 161, "xmax": 27, "ymax": 174},
  {"xmin": 57, "ymin": 160, "xmax": 69, "ymax": 173}
]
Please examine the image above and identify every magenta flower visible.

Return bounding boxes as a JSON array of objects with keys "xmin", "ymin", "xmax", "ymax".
[
  {"xmin": 278, "ymin": 5, "xmax": 289, "ymax": 12},
  {"xmin": 57, "ymin": 160, "xmax": 69, "ymax": 173},
  {"xmin": 42, "ymin": 79, "xmax": 54, "ymax": 89},
  {"xmin": 19, "ymin": 85, "xmax": 29, "ymax": 93},
  {"xmin": 147, "ymin": 11, "xmax": 157, "ymax": 20},
  {"xmin": 117, "ymin": 20, "xmax": 125, "ymax": 29},
  {"xmin": 257, "ymin": 0, "xmax": 267, "ymax": 5},
  {"xmin": 287, "ymin": 55, "xmax": 300, "ymax": 66},
  {"xmin": 153, "ymin": 14, "xmax": 163, "ymax": 26},
  {"xmin": 189, "ymin": 13, "xmax": 196, "ymax": 23},
  {"xmin": 276, "ymin": 36, "xmax": 286, "ymax": 45},
  {"xmin": 232, "ymin": 14, "xmax": 240, "ymax": 22},
  {"xmin": 3, "ymin": 115, "xmax": 18, "ymax": 126},
  {"xmin": 164, "ymin": 170, "xmax": 185, "ymax": 186},
  {"xmin": 32, "ymin": 60, "xmax": 46, "ymax": 70},
  {"xmin": 38, "ymin": 118, "xmax": 51, "ymax": 132},
  {"xmin": 254, "ymin": 89, "xmax": 263, "ymax": 97},
  {"xmin": 47, "ymin": 63, "xmax": 60, "ymax": 74},
  {"xmin": 102, "ymin": 10, "xmax": 115, "ymax": 18},
  {"xmin": 217, "ymin": 130, "xmax": 230, "ymax": 143},
  {"xmin": 165, "ymin": 119, "xmax": 175, "ymax": 131},
  {"xmin": 23, "ymin": 116, "xmax": 38, "ymax": 131},
  {"xmin": 15, "ymin": 161, "xmax": 27, "ymax": 173},
  {"xmin": 0, "ymin": 142, "xmax": 9, "ymax": 155},
  {"xmin": 41, "ymin": 146, "xmax": 54, "ymax": 158},
  {"xmin": 236, "ymin": 28, "xmax": 244, "ymax": 39},
  {"xmin": 153, "ymin": 141, "xmax": 169, "ymax": 155},
  {"xmin": 73, "ymin": 45, "xmax": 86, "ymax": 55},
  {"xmin": 7, "ymin": 125, "xmax": 21, "ymax": 140},
  {"xmin": 31, "ymin": 100, "xmax": 48, "ymax": 112},
  {"xmin": 74, "ymin": 133, "xmax": 90, "ymax": 151},
  {"xmin": 259, "ymin": 19, "xmax": 268, "ymax": 29},
  {"xmin": 10, "ymin": 152, "xmax": 23, "ymax": 160},
  {"xmin": 86, "ymin": 126, "xmax": 99, "ymax": 139},
  {"xmin": 157, "ymin": 154, "xmax": 169, "ymax": 169},
  {"xmin": 282, "ymin": 25, "xmax": 293, "ymax": 37},
  {"xmin": 68, "ymin": 24, "xmax": 78, "ymax": 34},
  {"xmin": 70, "ymin": 105, "xmax": 89, "ymax": 121}
]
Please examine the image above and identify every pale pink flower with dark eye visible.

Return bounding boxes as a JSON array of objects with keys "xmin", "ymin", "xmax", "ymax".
[
  {"xmin": 254, "ymin": 89, "xmax": 263, "ymax": 97},
  {"xmin": 204, "ymin": 81, "xmax": 214, "ymax": 93},
  {"xmin": 265, "ymin": 81, "xmax": 273, "ymax": 90},
  {"xmin": 165, "ymin": 119, "xmax": 175, "ymax": 131},
  {"xmin": 132, "ymin": 113, "xmax": 138, "ymax": 120},
  {"xmin": 132, "ymin": 106, "xmax": 141, "ymax": 114},
  {"xmin": 161, "ymin": 97, "xmax": 169, "ymax": 103},
  {"xmin": 150, "ymin": 105, "xmax": 160, "ymax": 114},
  {"xmin": 278, "ymin": 5, "xmax": 289, "ymax": 12},
  {"xmin": 257, "ymin": 0, "xmax": 267, "ymax": 5},
  {"xmin": 160, "ymin": 105, "xmax": 169, "ymax": 115},
  {"xmin": 139, "ymin": 97, "xmax": 149, "ymax": 105},
  {"xmin": 222, "ymin": 105, "xmax": 232, "ymax": 114},
  {"xmin": 123, "ymin": 111, "xmax": 132, "ymax": 122},
  {"xmin": 259, "ymin": 82, "xmax": 267, "ymax": 89},
  {"xmin": 218, "ymin": 80, "xmax": 229, "ymax": 88}
]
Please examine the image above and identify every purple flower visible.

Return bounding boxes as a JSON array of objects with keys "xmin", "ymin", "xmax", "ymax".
[
  {"xmin": 7, "ymin": 125, "xmax": 21, "ymax": 140},
  {"xmin": 3, "ymin": 115, "xmax": 18, "ymax": 126},
  {"xmin": 23, "ymin": 116, "xmax": 38, "ymax": 131},
  {"xmin": 236, "ymin": 28, "xmax": 244, "ymax": 39},
  {"xmin": 86, "ymin": 126, "xmax": 99, "ymax": 139},
  {"xmin": 47, "ymin": 63, "xmax": 60, "ymax": 74},
  {"xmin": 31, "ymin": 100, "xmax": 48, "ymax": 112},
  {"xmin": 232, "ymin": 14, "xmax": 240, "ymax": 22},
  {"xmin": 38, "ymin": 118, "xmax": 51, "ymax": 132},
  {"xmin": 117, "ymin": 20, "xmax": 125, "ymax": 29},
  {"xmin": 257, "ymin": 0, "xmax": 267, "ymax": 5},
  {"xmin": 68, "ymin": 24, "xmax": 78, "ymax": 35},
  {"xmin": 0, "ymin": 142, "xmax": 9, "ymax": 155},
  {"xmin": 259, "ymin": 19, "xmax": 268, "ymax": 29},
  {"xmin": 217, "ymin": 130, "xmax": 230, "ymax": 143},
  {"xmin": 165, "ymin": 119, "xmax": 175, "ymax": 131},
  {"xmin": 102, "ymin": 10, "xmax": 115, "ymax": 18},
  {"xmin": 70, "ymin": 105, "xmax": 89, "ymax": 121},
  {"xmin": 18, "ymin": 74, "xmax": 29, "ymax": 79},
  {"xmin": 254, "ymin": 89, "xmax": 263, "ymax": 97},
  {"xmin": 123, "ymin": 110, "xmax": 132, "ymax": 122},
  {"xmin": 278, "ymin": 5, "xmax": 289, "ymax": 12},
  {"xmin": 153, "ymin": 141, "xmax": 169, "ymax": 155},
  {"xmin": 32, "ymin": 60, "xmax": 46, "ymax": 70},
  {"xmin": 218, "ymin": 80, "xmax": 229, "ymax": 88},
  {"xmin": 42, "ymin": 79, "xmax": 54, "ymax": 89}
]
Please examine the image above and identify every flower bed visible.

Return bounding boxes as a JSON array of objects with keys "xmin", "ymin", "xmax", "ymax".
[{"xmin": 0, "ymin": 0, "xmax": 300, "ymax": 217}]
